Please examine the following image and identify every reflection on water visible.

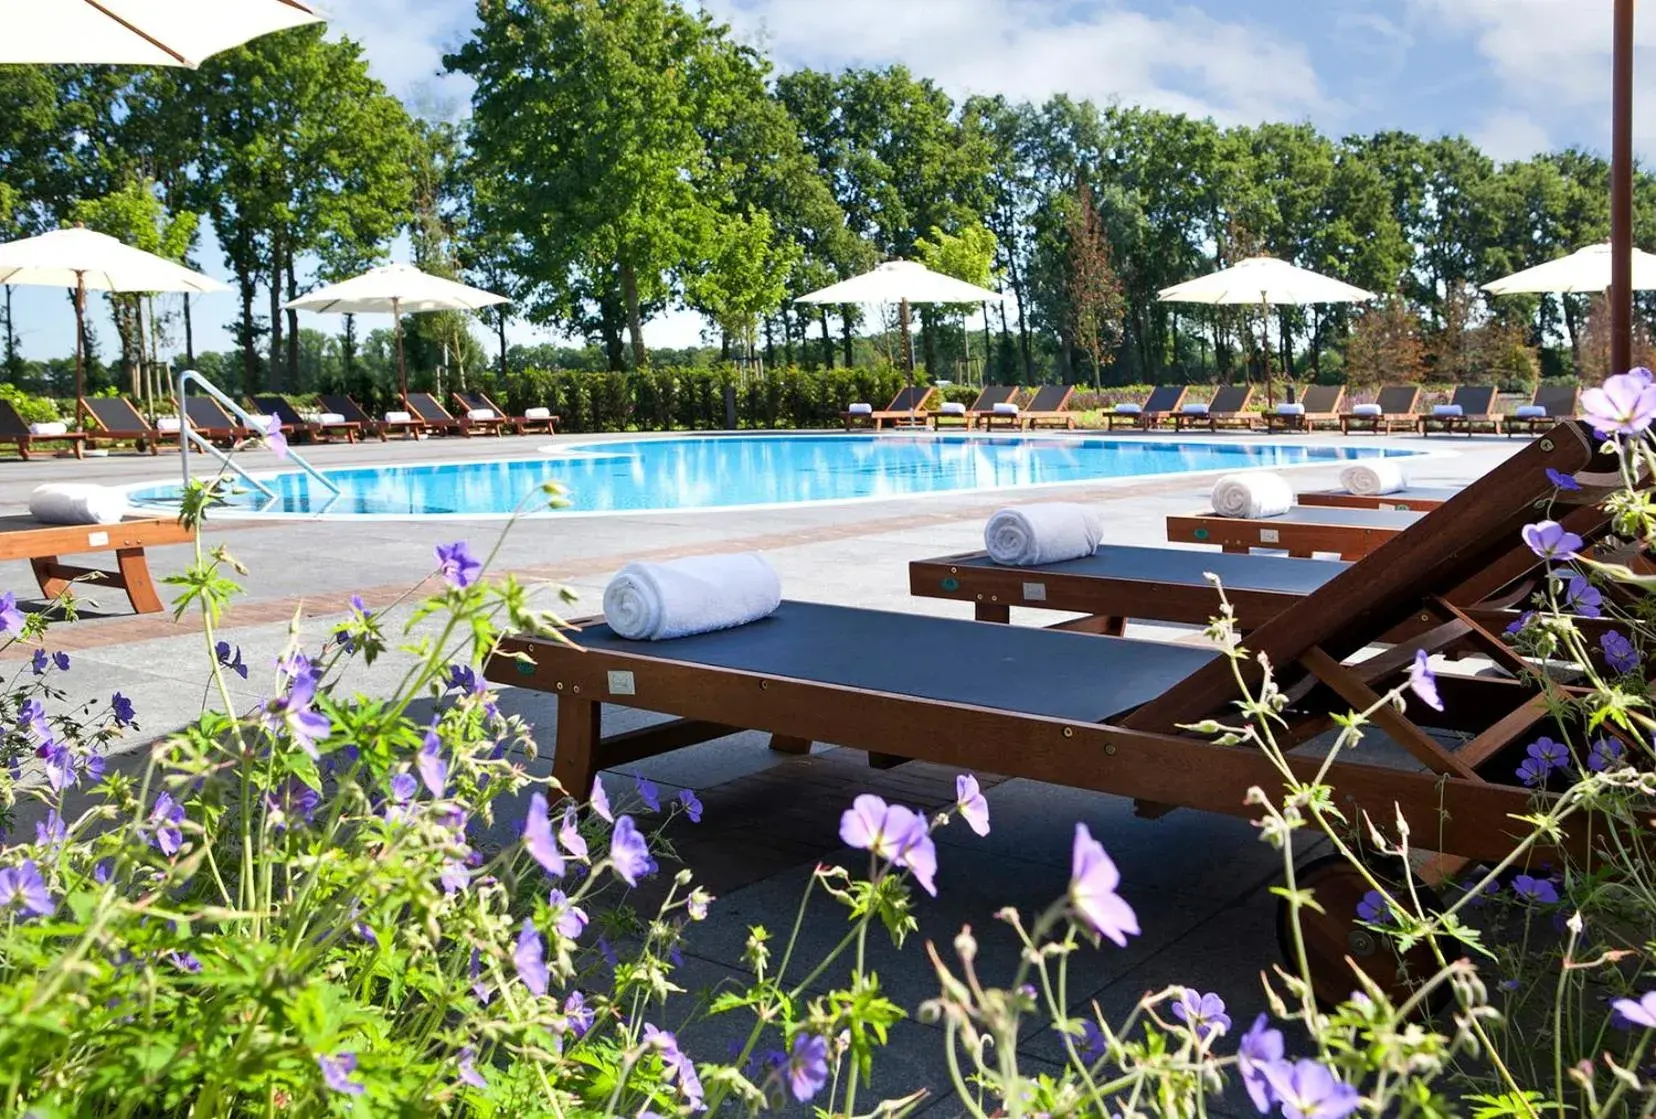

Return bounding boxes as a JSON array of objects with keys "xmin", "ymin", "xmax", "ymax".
[{"xmin": 126, "ymin": 433, "xmax": 1417, "ymax": 517}]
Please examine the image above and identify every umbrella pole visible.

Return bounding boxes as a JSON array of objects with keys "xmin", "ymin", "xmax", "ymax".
[
  {"xmin": 73, "ymin": 271, "xmax": 86, "ymax": 404},
  {"xmin": 1611, "ymin": 0, "xmax": 1634, "ymax": 377},
  {"xmin": 1259, "ymin": 294, "xmax": 1274, "ymax": 408},
  {"xmin": 394, "ymin": 295, "xmax": 407, "ymax": 401},
  {"xmin": 899, "ymin": 297, "xmax": 914, "ymax": 386}
]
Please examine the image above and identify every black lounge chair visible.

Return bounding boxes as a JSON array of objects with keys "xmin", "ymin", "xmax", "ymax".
[
  {"xmin": 1503, "ymin": 384, "xmax": 1579, "ymax": 438},
  {"xmin": 842, "ymin": 386, "xmax": 936, "ymax": 430},
  {"xmin": 0, "ymin": 399, "xmax": 84, "ymax": 461},
  {"xmin": 1340, "ymin": 386, "xmax": 1420, "ymax": 435},
  {"xmin": 407, "ymin": 391, "xmax": 503, "ymax": 436},
  {"xmin": 1265, "ymin": 385, "xmax": 1345, "ymax": 433},
  {"xmin": 1166, "ymin": 503, "xmax": 1426, "ymax": 560},
  {"xmin": 254, "ymin": 395, "xmax": 359, "ymax": 443},
  {"xmin": 1107, "ymin": 385, "xmax": 1186, "ymax": 431},
  {"xmin": 1173, "ymin": 385, "xmax": 1255, "ymax": 432},
  {"xmin": 318, "ymin": 394, "xmax": 395, "ymax": 442},
  {"xmin": 455, "ymin": 389, "xmax": 559, "ymax": 435},
  {"xmin": 80, "ymin": 397, "xmax": 160, "ymax": 455},
  {"xmin": 1418, "ymin": 385, "xmax": 1499, "ymax": 437},
  {"xmin": 928, "ymin": 385, "xmax": 1017, "ymax": 430}
]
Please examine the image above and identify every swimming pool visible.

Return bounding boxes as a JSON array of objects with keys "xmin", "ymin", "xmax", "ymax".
[{"xmin": 124, "ymin": 433, "xmax": 1421, "ymax": 518}]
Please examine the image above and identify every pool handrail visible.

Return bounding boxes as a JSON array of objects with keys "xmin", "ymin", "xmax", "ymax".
[{"xmin": 174, "ymin": 370, "xmax": 341, "ymax": 500}]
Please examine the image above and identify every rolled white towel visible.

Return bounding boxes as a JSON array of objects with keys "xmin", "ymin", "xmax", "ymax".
[
  {"xmin": 317, "ymin": 411, "xmax": 346, "ymax": 424},
  {"xmin": 524, "ymin": 406, "xmax": 552, "ymax": 420},
  {"xmin": 1210, "ymin": 472, "xmax": 1294, "ymax": 519},
  {"xmin": 1181, "ymin": 402, "xmax": 1210, "ymax": 415},
  {"xmin": 1275, "ymin": 402, "xmax": 1305, "ymax": 416},
  {"xmin": 603, "ymin": 552, "xmax": 781, "ymax": 641},
  {"xmin": 1432, "ymin": 404, "xmax": 1463, "ymax": 417},
  {"xmin": 847, "ymin": 403, "xmax": 873, "ymax": 415},
  {"xmin": 1113, "ymin": 402, "xmax": 1142, "ymax": 415},
  {"xmin": 1351, "ymin": 403, "xmax": 1383, "ymax": 416},
  {"xmin": 939, "ymin": 401, "xmax": 967, "ymax": 415},
  {"xmin": 385, "ymin": 410, "xmax": 413, "ymax": 423},
  {"xmin": 299, "ymin": 411, "xmax": 323, "ymax": 424},
  {"xmin": 992, "ymin": 402, "xmax": 1020, "ymax": 415},
  {"xmin": 467, "ymin": 408, "xmax": 497, "ymax": 421},
  {"xmin": 1514, "ymin": 404, "xmax": 1547, "ymax": 419},
  {"xmin": 156, "ymin": 416, "xmax": 182, "ymax": 432},
  {"xmin": 1339, "ymin": 460, "xmax": 1408, "ymax": 496},
  {"xmin": 28, "ymin": 421, "xmax": 68, "ymax": 437},
  {"xmin": 29, "ymin": 482, "xmax": 125, "ymax": 525},
  {"xmin": 984, "ymin": 503, "xmax": 1103, "ymax": 566}
]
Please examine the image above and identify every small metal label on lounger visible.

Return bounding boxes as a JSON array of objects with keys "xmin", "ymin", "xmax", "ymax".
[
  {"xmin": 1259, "ymin": 528, "xmax": 1280, "ymax": 544},
  {"xmin": 1022, "ymin": 582, "xmax": 1047, "ymax": 601},
  {"xmin": 87, "ymin": 532, "xmax": 108, "ymax": 547},
  {"xmin": 607, "ymin": 670, "xmax": 636, "ymax": 696}
]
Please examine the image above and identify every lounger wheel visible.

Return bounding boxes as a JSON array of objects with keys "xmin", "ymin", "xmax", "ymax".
[{"xmin": 1275, "ymin": 853, "xmax": 1447, "ymax": 1013}]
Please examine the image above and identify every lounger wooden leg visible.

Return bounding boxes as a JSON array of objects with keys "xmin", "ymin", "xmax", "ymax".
[
  {"xmin": 768, "ymin": 734, "xmax": 812, "ymax": 754},
  {"xmin": 16, "ymin": 438, "xmax": 29, "ymax": 461},
  {"xmin": 553, "ymin": 695, "xmax": 603, "ymax": 799},
  {"xmin": 30, "ymin": 554, "xmax": 71, "ymax": 600},
  {"xmin": 1051, "ymin": 614, "xmax": 1125, "ymax": 635},
  {"xmin": 975, "ymin": 602, "xmax": 1011, "ymax": 623},
  {"xmin": 116, "ymin": 547, "xmax": 163, "ymax": 614}
]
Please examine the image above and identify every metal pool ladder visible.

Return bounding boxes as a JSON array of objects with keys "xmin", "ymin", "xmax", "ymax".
[{"xmin": 174, "ymin": 369, "xmax": 340, "ymax": 505}]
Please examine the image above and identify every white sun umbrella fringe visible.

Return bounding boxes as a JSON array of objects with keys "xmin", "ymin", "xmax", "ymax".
[
  {"xmin": 1157, "ymin": 256, "xmax": 1375, "ymax": 406},
  {"xmin": 0, "ymin": 0, "xmax": 322, "ymax": 67},
  {"xmin": 0, "ymin": 225, "xmax": 228, "ymax": 403},
  {"xmin": 1482, "ymin": 242, "xmax": 1656, "ymax": 296}
]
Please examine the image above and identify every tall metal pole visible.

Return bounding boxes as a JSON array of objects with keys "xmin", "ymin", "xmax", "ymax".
[{"xmin": 1611, "ymin": 0, "xmax": 1635, "ymax": 379}]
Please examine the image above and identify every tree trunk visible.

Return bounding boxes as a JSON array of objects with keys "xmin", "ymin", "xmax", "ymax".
[
  {"xmin": 819, "ymin": 307, "xmax": 834, "ymax": 369},
  {"xmin": 763, "ymin": 316, "xmax": 775, "ymax": 367},
  {"xmin": 782, "ymin": 308, "xmax": 795, "ymax": 366},
  {"xmin": 342, "ymin": 314, "xmax": 357, "ymax": 394},
  {"xmin": 285, "ymin": 254, "xmax": 300, "ymax": 389},
  {"xmin": 720, "ymin": 332, "xmax": 731, "ymax": 361},
  {"xmin": 496, "ymin": 309, "xmax": 508, "ymax": 379},
  {"xmin": 920, "ymin": 311, "xmax": 938, "ymax": 379},
  {"xmin": 2, "ymin": 286, "xmax": 13, "ymax": 379},
  {"xmin": 898, "ymin": 299, "xmax": 915, "ymax": 373},
  {"xmin": 598, "ymin": 291, "xmax": 626, "ymax": 371},
  {"xmin": 840, "ymin": 308, "xmax": 854, "ymax": 367},
  {"xmin": 240, "ymin": 276, "xmax": 259, "ymax": 394},
  {"xmin": 619, "ymin": 258, "xmax": 646, "ymax": 369},
  {"xmin": 183, "ymin": 293, "xmax": 195, "ymax": 368},
  {"xmin": 996, "ymin": 301, "xmax": 1013, "ymax": 382},
  {"xmin": 267, "ymin": 251, "xmax": 284, "ymax": 393},
  {"xmin": 982, "ymin": 307, "xmax": 992, "ymax": 382}
]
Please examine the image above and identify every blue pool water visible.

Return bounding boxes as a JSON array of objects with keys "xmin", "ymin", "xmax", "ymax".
[{"xmin": 125, "ymin": 433, "xmax": 1419, "ymax": 517}]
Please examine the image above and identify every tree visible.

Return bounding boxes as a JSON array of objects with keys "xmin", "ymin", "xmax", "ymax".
[
  {"xmin": 1343, "ymin": 297, "xmax": 1426, "ymax": 387},
  {"xmin": 688, "ymin": 210, "xmax": 800, "ymax": 372},
  {"xmin": 1059, "ymin": 185, "xmax": 1125, "ymax": 388},
  {"xmin": 914, "ymin": 222, "xmax": 999, "ymax": 381}
]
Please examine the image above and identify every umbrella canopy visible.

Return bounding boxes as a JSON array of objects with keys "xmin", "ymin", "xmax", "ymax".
[
  {"xmin": 284, "ymin": 264, "xmax": 509, "ymax": 398},
  {"xmin": 794, "ymin": 260, "xmax": 1007, "ymax": 305},
  {"xmin": 1482, "ymin": 242, "xmax": 1656, "ymax": 295},
  {"xmin": 0, "ymin": 0, "xmax": 321, "ymax": 67},
  {"xmin": 1156, "ymin": 256, "xmax": 1375, "ymax": 305},
  {"xmin": 0, "ymin": 226, "xmax": 227, "ymax": 400}
]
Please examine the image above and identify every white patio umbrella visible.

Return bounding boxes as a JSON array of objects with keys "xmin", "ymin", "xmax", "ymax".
[
  {"xmin": 1158, "ymin": 256, "xmax": 1375, "ymax": 407},
  {"xmin": 0, "ymin": 225, "xmax": 227, "ymax": 401},
  {"xmin": 0, "ymin": 0, "xmax": 321, "ymax": 67},
  {"xmin": 283, "ymin": 263, "xmax": 509, "ymax": 399},
  {"xmin": 1482, "ymin": 242, "xmax": 1656, "ymax": 295},
  {"xmin": 795, "ymin": 260, "xmax": 1006, "ymax": 381}
]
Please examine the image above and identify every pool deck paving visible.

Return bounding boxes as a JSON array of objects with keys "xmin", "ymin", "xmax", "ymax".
[{"xmin": 0, "ymin": 425, "xmax": 1527, "ymax": 1114}]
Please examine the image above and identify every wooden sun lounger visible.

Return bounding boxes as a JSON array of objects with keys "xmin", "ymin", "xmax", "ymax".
[
  {"xmin": 453, "ymin": 390, "xmax": 533, "ymax": 436},
  {"xmin": 0, "ymin": 400, "xmax": 85, "ymax": 461},
  {"xmin": 79, "ymin": 397, "xmax": 161, "ymax": 455},
  {"xmin": 929, "ymin": 385, "xmax": 1017, "ymax": 430},
  {"xmin": 0, "ymin": 513, "xmax": 193, "ymax": 615},
  {"xmin": 457, "ymin": 390, "xmax": 558, "ymax": 435},
  {"xmin": 1106, "ymin": 385, "xmax": 1186, "ymax": 431},
  {"xmin": 166, "ymin": 396, "xmax": 248, "ymax": 444},
  {"xmin": 1167, "ymin": 504, "xmax": 1426, "ymax": 560},
  {"xmin": 404, "ymin": 393, "xmax": 472, "ymax": 436},
  {"xmin": 318, "ymin": 394, "xmax": 399, "ymax": 442},
  {"xmin": 1503, "ymin": 384, "xmax": 1579, "ymax": 438},
  {"xmin": 1418, "ymin": 385, "xmax": 1500, "ymax": 437},
  {"xmin": 253, "ymin": 395, "xmax": 359, "ymax": 443},
  {"xmin": 1265, "ymin": 385, "xmax": 1345, "ymax": 433},
  {"xmin": 1297, "ymin": 485, "xmax": 1459, "ymax": 511},
  {"xmin": 1173, "ymin": 385, "xmax": 1255, "ymax": 432},
  {"xmin": 842, "ymin": 386, "xmax": 936, "ymax": 431},
  {"xmin": 1339, "ymin": 386, "xmax": 1420, "ymax": 435},
  {"xmin": 1014, "ymin": 384, "xmax": 1077, "ymax": 430}
]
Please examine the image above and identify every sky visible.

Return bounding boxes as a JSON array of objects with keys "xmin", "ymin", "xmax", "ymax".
[{"xmin": 11, "ymin": 0, "xmax": 1656, "ymax": 369}]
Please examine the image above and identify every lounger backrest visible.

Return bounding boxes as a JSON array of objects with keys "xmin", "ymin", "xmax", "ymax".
[
  {"xmin": 318, "ymin": 395, "xmax": 372, "ymax": 424},
  {"xmin": 1025, "ymin": 384, "xmax": 1073, "ymax": 413},
  {"xmin": 0, "ymin": 399, "xmax": 28, "ymax": 436},
  {"xmin": 1143, "ymin": 385, "xmax": 1187, "ymax": 413},
  {"xmin": 970, "ymin": 385, "xmax": 1019, "ymax": 410},
  {"xmin": 1207, "ymin": 385, "xmax": 1252, "ymax": 413},
  {"xmin": 406, "ymin": 393, "xmax": 454, "ymax": 422},
  {"xmin": 455, "ymin": 391, "xmax": 489, "ymax": 413},
  {"xmin": 253, "ymin": 395, "xmax": 305, "ymax": 425},
  {"xmin": 1375, "ymin": 385, "xmax": 1420, "ymax": 415},
  {"xmin": 83, "ymin": 397, "xmax": 148, "ymax": 433},
  {"xmin": 184, "ymin": 396, "xmax": 236, "ymax": 431},
  {"xmin": 1534, "ymin": 384, "xmax": 1579, "ymax": 417},
  {"xmin": 1299, "ymin": 384, "xmax": 1344, "ymax": 414},
  {"xmin": 1124, "ymin": 420, "xmax": 1616, "ymax": 731},
  {"xmin": 1449, "ymin": 385, "xmax": 1498, "ymax": 414},
  {"xmin": 886, "ymin": 385, "xmax": 932, "ymax": 412}
]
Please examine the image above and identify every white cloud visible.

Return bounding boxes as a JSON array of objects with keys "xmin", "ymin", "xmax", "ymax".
[{"xmin": 1470, "ymin": 110, "xmax": 1551, "ymax": 162}]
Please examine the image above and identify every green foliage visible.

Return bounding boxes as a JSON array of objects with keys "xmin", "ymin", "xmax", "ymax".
[{"xmin": 0, "ymin": 385, "xmax": 59, "ymax": 424}]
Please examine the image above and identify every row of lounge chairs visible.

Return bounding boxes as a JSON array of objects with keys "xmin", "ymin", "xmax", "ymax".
[
  {"xmin": 843, "ymin": 385, "xmax": 1077, "ymax": 431},
  {"xmin": 486, "ymin": 418, "xmax": 1625, "ymax": 1004},
  {"xmin": 0, "ymin": 391, "xmax": 561, "ymax": 459}
]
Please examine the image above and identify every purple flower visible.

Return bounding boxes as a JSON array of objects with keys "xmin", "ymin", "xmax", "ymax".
[
  {"xmin": 439, "ymin": 859, "xmax": 469, "ymax": 894},
  {"xmin": 317, "ymin": 1052, "xmax": 364, "ymax": 1096},
  {"xmin": 565, "ymin": 990, "xmax": 594, "ymax": 1037},
  {"xmin": 523, "ymin": 792, "xmax": 565, "ymax": 877},
  {"xmin": 635, "ymin": 776, "xmax": 660, "ymax": 812},
  {"xmin": 1546, "ymin": 468, "xmax": 1581, "ymax": 491},
  {"xmin": 1581, "ymin": 369, "xmax": 1656, "ymax": 435},
  {"xmin": 1505, "ymin": 611, "xmax": 1536, "ymax": 637},
  {"xmin": 956, "ymin": 773, "xmax": 991, "ymax": 837},
  {"xmin": 435, "ymin": 542, "xmax": 482, "ymax": 590},
  {"xmin": 1528, "ymin": 737, "xmax": 1569, "ymax": 770},
  {"xmin": 389, "ymin": 772, "xmax": 417, "ymax": 804},
  {"xmin": 597, "ymin": 936, "xmax": 617, "ymax": 968},
  {"xmin": 1172, "ymin": 989, "xmax": 1231, "ymax": 1041},
  {"xmin": 1407, "ymin": 649, "xmax": 1442, "ymax": 711},
  {"xmin": 35, "ymin": 810, "xmax": 64, "ymax": 847},
  {"xmin": 457, "ymin": 1046, "xmax": 487, "ymax": 1089},
  {"xmin": 515, "ymin": 919, "xmax": 548, "ymax": 996},
  {"xmin": 268, "ymin": 779, "xmax": 320, "ymax": 830},
  {"xmin": 1516, "ymin": 757, "xmax": 1550, "ymax": 787},
  {"xmin": 416, "ymin": 730, "xmax": 447, "ymax": 798},
  {"xmin": 558, "ymin": 806, "xmax": 589, "ymax": 859},
  {"xmin": 0, "ymin": 593, "xmax": 23, "ymax": 637},
  {"xmin": 111, "ymin": 692, "xmax": 135, "ymax": 727},
  {"xmin": 1069, "ymin": 822, "xmax": 1140, "ymax": 947},
  {"xmin": 1563, "ymin": 575, "xmax": 1602, "ymax": 618},
  {"xmin": 610, "ymin": 815, "xmax": 651, "ymax": 886},
  {"xmin": 1238, "ymin": 1014, "xmax": 1286, "ymax": 1113},
  {"xmin": 590, "ymin": 779, "xmax": 613, "ymax": 822},
  {"xmin": 838, "ymin": 795, "xmax": 937, "ymax": 895},
  {"xmin": 687, "ymin": 888, "xmax": 711, "ymax": 920},
  {"xmin": 169, "ymin": 950, "xmax": 202, "ymax": 973},
  {"xmin": 0, "ymin": 860, "xmax": 53, "ymax": 918},
  {"xmin": 1588, "ymin": 737, "xmax": 1624, "ymax": 773},
  {"xmin": 30, "ymin": 649, "xmax": 46, "ymax": 675},
  {"xmin": 1522, "ymin": 520, "xmax": 1583, "ymax": 562},
  {"xmin": 52, "ymin": 651, "xmax": 68, "ymax": 671},
  {"xmin": 1356, "ymin": 890, "xmax": 1390, "ymax": 925},
  {"xmin": 786, "ymin": 1033, "xmax": 829, "ymax": 1102},
  {"xmin": 1513, "ymin": 874, "xmax": 1559, "ymax": 904},
  {"xmin": 20, "ymin": 698, "xmax": 48, "ymax": 740},
  {"xmin": 643, "ymin": 1024, "xmax": 704, "ymax": 1109},
  {"xmin": 469, "ymin": 948, "xmax": 490, "ymax": 1005},
  {"xmin": 214, "ymin": 641, "xmax": 247, "ymax": 679},
  {"xmin": 1602, "ymin": 630, "xmax": 1640, "ymax": 675},
  {"xmin": 679, "ymin": 788, "xmax": 702, "ymax": 823},
  {"xmin": 1613, "ymin": 991, "xmax": 1656, "ymax": 1029},
  {"xmin": 445, "ymin": 664, "xmax": 479, "ymax": 694},
  {"xmin": 1078, "ymin": 1019, "xmax": 1107, "ymax": 1063},
  {"xmin": 262, "ymin": 672, "xmax": 330, "ymax": 759},
  {"xmin": 149, "ymin": 792, "xmax": 185, "ymax": 856},
  {"xmin": 1261, "ymin": 1059, "xmax": 1360, "ymax": 1119},
  {"xmin": 260, "ymin": 416, "xmax": 289, "ymax": 460},
  {"xmin": 548, "ymin": 888, "xmax": 588, "ymax": 940}
]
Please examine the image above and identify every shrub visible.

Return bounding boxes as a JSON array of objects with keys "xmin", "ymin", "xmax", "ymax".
[{"xmin": 0, "ymin": 385, "xmax": 60, "ymax": 424}]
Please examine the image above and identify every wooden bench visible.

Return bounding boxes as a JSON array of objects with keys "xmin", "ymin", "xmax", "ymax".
[{"xmin": 0, "ymin": 514, "xmax": 194, "ymax": 614}]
